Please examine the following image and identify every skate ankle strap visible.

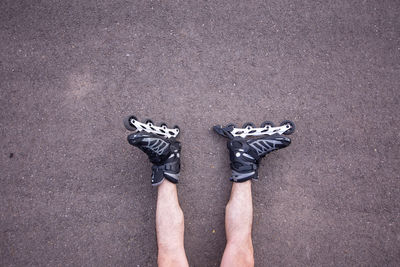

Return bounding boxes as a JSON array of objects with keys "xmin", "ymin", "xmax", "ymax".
[
  {"xmin": 151, "ymin": 163, "xmax": 180, "ymax": 185},
  {"xmin": 230, "ymin": 162, "xmax": 258, "ymax": 172},
  {"xmin": 230, "ymin": 170, "xmax": 255, "ymax": 182}
]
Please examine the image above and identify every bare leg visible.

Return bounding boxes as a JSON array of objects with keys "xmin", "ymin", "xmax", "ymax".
[
  {"xmin": 156, "ymin": 180, "xmax": 189, "ymax": 267},
  {"xmin": 221, "ymin": 180, "xmax": 254, "ymax": 267}
]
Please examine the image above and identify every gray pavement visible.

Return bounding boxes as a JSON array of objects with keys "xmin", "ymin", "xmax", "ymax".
[{"xmin": 1, "ymin": 0, "xmax": 399, "ymax": 266}]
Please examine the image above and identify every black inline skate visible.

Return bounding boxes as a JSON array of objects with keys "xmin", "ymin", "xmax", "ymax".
[
  {"xmin": 124, "ymin": 115, "xmax": 181, "ymax": 186},
  {"xmin": 213, "ymin": 120, "xmax": 295, "ymax": 182}
]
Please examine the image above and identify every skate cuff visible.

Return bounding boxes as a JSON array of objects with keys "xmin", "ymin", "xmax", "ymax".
[
  {"xmin": 151, "ymin": 164, "xmax": 180, "ymax": 186},
  {"xmin": 230, "ymin": 170, "xmax": 256, "ymax": 182},
  {"xmin": 164, "ymin": 172, "xmax": 179, "ymax": 184}
]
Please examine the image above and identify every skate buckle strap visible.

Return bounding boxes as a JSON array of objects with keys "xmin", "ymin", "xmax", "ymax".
[
  {"xmin": 230, "ymin": 162, "xmax": 258, "ymax": 172},
  {"xmin": 163, "ymin": 161, "xmax": 180, "ymax": 172},
  {"xmin": 151, "ymin": 162, "xmax": 180, "ymax": 184},
  {"xmin": 230, "ymin": 170, "xmax": 255, "ymax": 182}
]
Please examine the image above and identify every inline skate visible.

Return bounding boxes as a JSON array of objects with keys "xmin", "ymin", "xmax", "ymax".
[
  {"xmin": 124, "ymin": 115, "xmax": 181, "ymax": 186},
  {"xmin": 213, "ymin": 120, "xmax": 295, "ymax": 182}
]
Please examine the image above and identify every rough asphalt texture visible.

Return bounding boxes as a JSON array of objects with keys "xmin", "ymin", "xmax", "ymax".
[{"xmin": 1, "ymin": 0, "xmax": 399, "ymax": 266}]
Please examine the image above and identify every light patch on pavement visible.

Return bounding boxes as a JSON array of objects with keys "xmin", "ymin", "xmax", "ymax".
[{"xmin": 67, "ymin": 72, "xmax": 97, "ymax": 99}]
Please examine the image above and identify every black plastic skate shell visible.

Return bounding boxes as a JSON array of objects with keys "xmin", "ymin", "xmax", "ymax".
[
  {"xmin": 213, "ymin": 120, "xmax": 295, "ymax": 139},
  {"xmin": 213, "ymin": 120, "xmax": 294, "ymax": 183},
  {"xmin": 124, "ymin": 115, "xmax": 181, "ymax": 186},
  {"xmin": 123, "ymin": 115, "xmax": 180, "ymax": 139}
]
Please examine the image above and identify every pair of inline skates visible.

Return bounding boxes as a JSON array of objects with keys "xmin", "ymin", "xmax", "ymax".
[{"xmin": 124, "ymin": 115, "xmax": 295, "ymax": 186}]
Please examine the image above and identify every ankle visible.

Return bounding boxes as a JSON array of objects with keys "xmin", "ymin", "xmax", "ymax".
[{"xmin": 223, "ymin": 241, "xmax": 254, "ymax": 267}]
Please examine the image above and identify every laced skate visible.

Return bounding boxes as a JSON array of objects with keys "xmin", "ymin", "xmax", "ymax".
[
  {"xmin": 124, "ymin": 115, "xmax": 181, "ymax": 186},
  {"xmin": 213, "ymin": 120, "xmax": 295, "ymax": 182}
]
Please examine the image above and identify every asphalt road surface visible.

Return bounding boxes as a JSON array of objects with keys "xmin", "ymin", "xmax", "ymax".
[{"xmin": 1, "ymin": 0, "xmax": 399, "ymax": 266}]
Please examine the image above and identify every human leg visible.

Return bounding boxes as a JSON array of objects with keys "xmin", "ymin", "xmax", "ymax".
[
  {"xmin": 214, "ymin": 121, "xmax": 294, "ymax": 266},
  {"xmin": 124, "ymin": 117, "xmax": 187, "ymax": 266},
  {"xmin": 156, "ymin": 180, "xmax": 188, "ymax": 267},
  {"xmin": 221, "ymin": 180, "xmax": 254, "ymax": 267}
]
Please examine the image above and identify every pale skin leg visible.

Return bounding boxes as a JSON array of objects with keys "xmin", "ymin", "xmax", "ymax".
[
  {"xmin": 221, "ymin": 180, "xmax": 254, "ymax": 267},
  {"xmin": 156, "ymin": 179, "xmax": 189, "ymax": 267}
]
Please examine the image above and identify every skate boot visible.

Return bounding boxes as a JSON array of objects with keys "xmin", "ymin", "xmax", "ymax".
[
  {"xmin": 213, "ymin": 120, "xmax": 295, "ymax": 182},
  {"xmin": 124, "ymin": 115, "xmax": 181, "ymax": 186}
]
